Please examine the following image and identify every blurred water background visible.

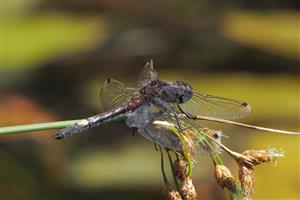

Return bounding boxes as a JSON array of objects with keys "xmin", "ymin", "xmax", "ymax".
[{"xmin": 1, "ymin": 1, "xmax": 299, "ymax": 199}]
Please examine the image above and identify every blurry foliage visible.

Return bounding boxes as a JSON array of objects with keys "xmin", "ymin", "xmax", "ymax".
[
  {"xmin": 3, "ymin": 1, "xmax": 107, "ymax": 68},
  {"xmin": 222, "ymin": 11, "xmax": 300, "ymax": 60},
  {"xmin": 67, "ymin": 143, "xmax": 162, "ymax": 188},
  {"xmin": 2, "ymin": 93, "xmax": 56, "ymax": 125}
]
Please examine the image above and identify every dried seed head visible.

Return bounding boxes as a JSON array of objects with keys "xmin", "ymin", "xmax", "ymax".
[
  {"xmin": 239, "ymin": 165, "xmax": 255, "ymax": 200},
  {"xmin": 215, "ymin": 165, "xmax": 237, "ymax": 193},
  {"xmin": 198, "ymin": 128, "xmax": 223, "ymax": 155},
  {"xmin": 175, "ymin": 159, "xmax": 188, "ymax": 181},
  {"xmin": 182, "ymin": 129, "xmax": 197, "ymax": 155},
  {"xmin": 165, "ymin": 184, "xmax": 183, "ymax": 200},
  {"xmin": 180, "ymin": 176, "xmax": 198, "ymax": 200},
  {"xmin": 242, "ymin": 148, "xmax": 284, "ymax": 166}
]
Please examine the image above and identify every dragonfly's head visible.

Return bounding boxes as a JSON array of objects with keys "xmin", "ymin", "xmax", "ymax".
[{"xmin": 160, "ymin": 81, "xmax": 193, "ymax": 104}]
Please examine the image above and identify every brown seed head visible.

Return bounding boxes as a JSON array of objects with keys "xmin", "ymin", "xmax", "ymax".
[
  {"xmin": 239, "ymin": 165, "xmax": 255, "ymax": 200},
  {"xmin": 182, "ymin": 129, "xmax": 197, "ymax": 155},
  {"xmin": 215, "ymin": 165, "xmax": 237, "ymax": 193},
  {"xmin": 165, "ymin": 184, "xmax": 183, "ymax": 200},
  {"xmin": 175, "ymin": 159, "xmax": 187, "ymax": 181},
  {"xmin": 242, "ymin": 149, "xmax": 284, "ymax": 166},
  {"xmin": 180, "ymin": 176, "xmax": 198, "ymax": 200}
]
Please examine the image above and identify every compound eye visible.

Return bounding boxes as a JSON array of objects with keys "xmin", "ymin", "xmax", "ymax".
[{"xmin": 179, "ymin": 95, "xmax": 185, "ymax": 103}]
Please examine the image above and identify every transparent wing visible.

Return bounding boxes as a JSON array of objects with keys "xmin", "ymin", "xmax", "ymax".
[
  {"xmin": 180, "ymin": 90, "xmax": 251, "ymax": 119},
  {"xmin": 137, "ymin": 60, "xmax": 158, "ymax": 87},
  {"xmin": 126, "ymin": 103, "xmax": 182, "ymax": 151},
  {"xmin": 99, "ymin": 78, "xmax": 138, "ymax": 111}
]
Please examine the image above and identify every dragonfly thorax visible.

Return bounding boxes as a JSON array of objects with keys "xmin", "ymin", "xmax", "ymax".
[
  {"xmin": 159, "ymin": 81, "xmax": 193, "ymax": 104},
  {"xmin": 139, "ymin": 80, "xmax": 167, "ymax": 100}
]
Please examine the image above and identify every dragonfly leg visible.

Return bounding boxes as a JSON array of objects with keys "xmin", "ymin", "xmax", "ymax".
[
  {"xmin": 153, "ymin": 143, "xmax": 159, "ymax": 151},
  {"xmin": 132, "ymin": 127, "xmax": 137, "ymax": 136},
  {"xmin": 174, "ymin": 114, "xmax": 184, "ymax": 130},
  {"xmin": 151, "ymin": 98, "xmax": 186, "ymax": 130},
  {"xmin": 177, "ymin": 105, "xmax": 196, "ymax": 120},
  {"xmin": 174, "ymin": 114, "xmax": 195, "ymax": 133}
]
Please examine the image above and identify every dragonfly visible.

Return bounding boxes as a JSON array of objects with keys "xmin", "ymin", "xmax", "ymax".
[{"xmin": 53, "ymin": 61, "xmax": 251, "ymax": 151}]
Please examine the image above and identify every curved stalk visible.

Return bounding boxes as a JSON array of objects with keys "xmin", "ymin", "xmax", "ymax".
[
  {"xmin": 159, "ymin": 146, "xmax": 168, "ymax": 184},
  {"xmin": 194, "ymin": 115, "xmax": 300, "ymax": 135},
  {"xmin": 166, "ymin": 150, "xmax": 180, "ymax": 191}
]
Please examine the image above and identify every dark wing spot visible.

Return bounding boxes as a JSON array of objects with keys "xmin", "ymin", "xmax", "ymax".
[
  {"xmin": 105, "ymin": 78, "xmax": 111, "ymax": 84},
  {"xmin": 242, "ymin": 102, "xmax": 248, "ymax": 107}
]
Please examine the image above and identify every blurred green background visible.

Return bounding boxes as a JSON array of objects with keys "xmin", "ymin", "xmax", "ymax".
[{"xmin": 1, "ymin": 1, "xmax": 299, "ymax": 200}]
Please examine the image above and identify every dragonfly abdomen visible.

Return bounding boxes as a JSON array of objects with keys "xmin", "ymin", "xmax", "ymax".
[{"xmin": 53, "ymin": 101, "xmax": 142, "ymax": 140}]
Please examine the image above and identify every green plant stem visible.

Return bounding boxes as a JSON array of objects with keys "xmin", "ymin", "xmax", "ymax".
[
  {"xmin": 168, "ymin": 125, "xmax": 193, "ymax": 177},
  {"xmin": 166, "ymin": 150, "xmax": 180, "ymax": 191},
  {"xmin": 210, "ymin": 153, "xmax": 223, "ymax": 166},
  {"xmin": 1, "ymin": 116, "xmax": 126, "ymax": 136},
  {"xmin": 0, "ymin": 120, "xmax": 81, "ymax": 135},
  {"xmin": 159, "ymin": 146, "xmax": 168, "ymax": 184}
]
